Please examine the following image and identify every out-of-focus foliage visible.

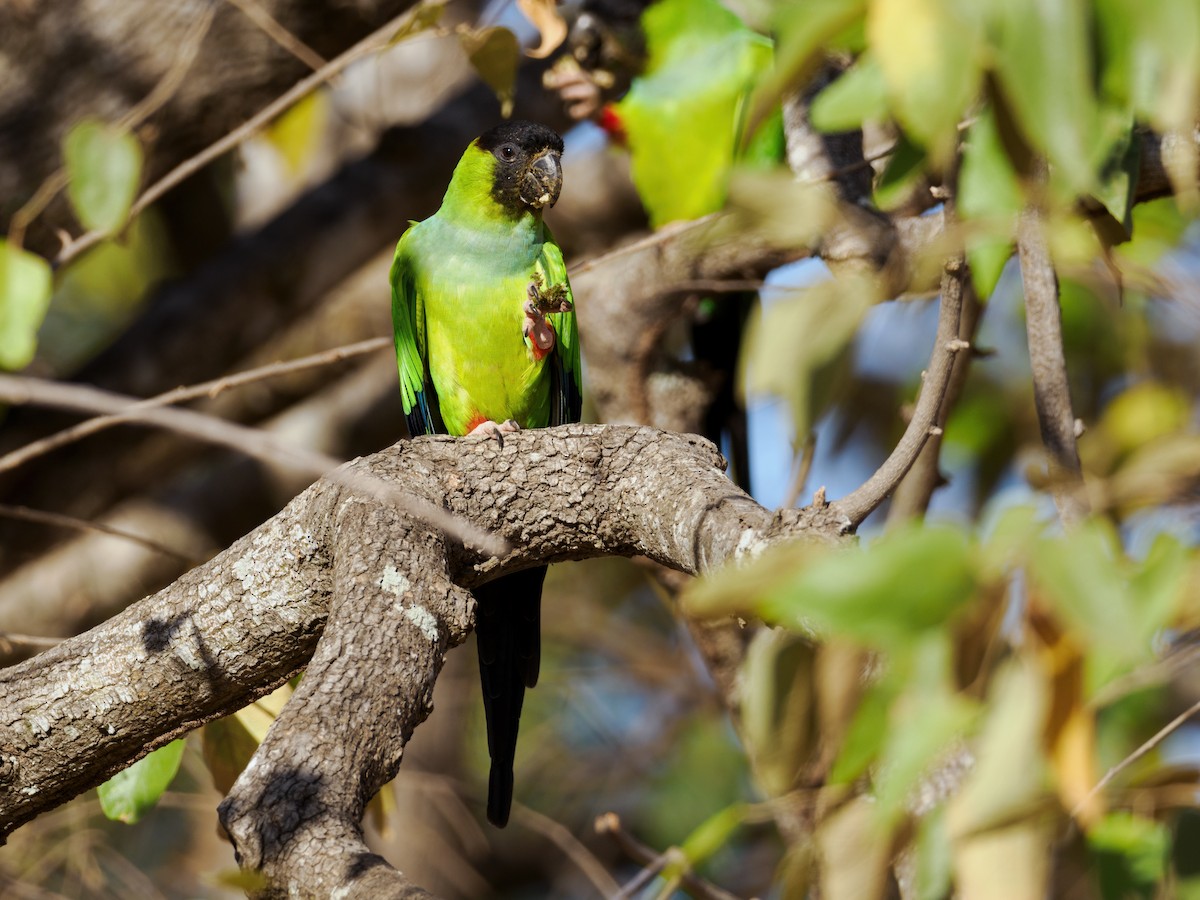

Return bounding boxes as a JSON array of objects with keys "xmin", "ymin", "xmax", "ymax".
[
  {"xmin": 688, "ymin": 508, "xmax": 1200, "ymax": 896},
  {"xmin": 63, "ymin": 119, "xmax": 143, "ymax": 234},
  {"xmin": 0, "ymin": 240, "xmax": 52, "ymax": 370}
]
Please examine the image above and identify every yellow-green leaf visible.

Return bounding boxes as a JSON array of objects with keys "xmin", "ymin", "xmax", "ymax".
[
  {"xmin": 0, "ymin": 240, "xmax": 53, "ymax": 370},
  {"xmin": 868, "ymin": 0, "xmax": 981, "ymax": 164},
  {"xmin": 959, "ymin": 105, "xmax": 1021, "ymax": 298},
  {"xmin": 63, "ymin": 118, "xmax": 143, "ymax": 232}
]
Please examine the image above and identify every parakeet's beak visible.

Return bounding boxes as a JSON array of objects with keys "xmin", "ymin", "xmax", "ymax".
[{"xmin": 520, "ymin": 151, "xmax": 562, "ymax": 210}]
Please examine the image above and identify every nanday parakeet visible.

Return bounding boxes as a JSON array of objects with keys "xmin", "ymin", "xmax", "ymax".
[{"xmin": 390, "ymin": 121, "xmax": 581, "ymax": 827}]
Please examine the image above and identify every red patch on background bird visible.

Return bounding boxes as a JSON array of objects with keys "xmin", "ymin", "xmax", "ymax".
[{"xmin": 599, "ymin": 104, "xmax": 627, "ymax": 145}]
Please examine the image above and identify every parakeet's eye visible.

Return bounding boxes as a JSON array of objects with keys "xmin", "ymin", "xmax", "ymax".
[{"xmin": 498, "ymin": 143, "xmax": 518, "ymax": 161}]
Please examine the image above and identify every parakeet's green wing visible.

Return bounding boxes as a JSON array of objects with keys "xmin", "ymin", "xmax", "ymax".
[
  {"xmin": 390, "ymin": 227, "xmax": 446, "ymax": 437},
  {"xmin": 538, "ymin": 231, "xmax": 582, "ymax": 425}
]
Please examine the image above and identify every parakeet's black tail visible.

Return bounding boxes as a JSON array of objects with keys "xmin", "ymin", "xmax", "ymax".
[{"xmin": 474, "ymin": 565, "xmax": 545, "ymax": 828}]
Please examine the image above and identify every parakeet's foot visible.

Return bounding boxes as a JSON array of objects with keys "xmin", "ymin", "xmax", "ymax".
[
  {"xmin": 526, "ymin": 278, "xmax": 572, "ymax": 315},
  {"xmin": 469, "ymin": 418, "xmax": 521, "ymax": 448}
]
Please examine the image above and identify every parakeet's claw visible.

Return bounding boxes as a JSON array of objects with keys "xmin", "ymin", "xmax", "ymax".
[{"xmin": 469, "ymin": 418, "xmax": 521, "ymax": 449}]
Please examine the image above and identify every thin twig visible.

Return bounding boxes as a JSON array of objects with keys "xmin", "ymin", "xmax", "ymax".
[
  {"xmin": 0, "ymin": 374, "xmax": 505, "ymax": 555},
  {"xmin": 54, "ymin": 1, "xmax": 442, "ymax": 267},
  {"xmin": 1018, "ymin": 204, "xmax": 1089, "ymax": 527},
  {"xmin": 0, "ymin": 633, "xmax": 62, "ymax": 653},
  {"xmin": 1072, "ymin": 696, "xmax": 1200, "ymax": 818},
  {"xmin": 831, "ymin": 261, "xmax": 972, "ymax": 528},
  {"xmin": 117, "ymin": 6, "xmax": 216, "ymax": 133},
  {"xmin": 782, "ymin": 433, "xmax": 816, "ymax": 509},
  {"xmin": 595, "ymin": 813, "xmax": 743, "ymax": 900},
  {"xmin": 223, "ymin": 0, "xmax": 328, "ymax": 72},
  {"xmin": 0, "ymin": 336, "xmax": 390, "ymax": 476},
  {"xmin": 510, "ymin": 805, "xmax": 623, "ymax": 898},
  {"xmin": 0, "ymin": 504, "xmax": 202, "ymax": 564}
]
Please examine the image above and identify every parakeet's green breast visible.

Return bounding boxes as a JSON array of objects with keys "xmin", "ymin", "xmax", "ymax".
[{"xmin": 402, "ymin": 214, "xmax": 551, "ymax": 434}]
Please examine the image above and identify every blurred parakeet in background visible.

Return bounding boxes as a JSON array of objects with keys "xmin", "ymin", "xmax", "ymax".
[
  {"xmin": 390, "ymin": 120, "xmax": 581, "ymax": 827},
  {"xmin": 605, "ymin": 0, "xmax": 783, "ymax": 227}
]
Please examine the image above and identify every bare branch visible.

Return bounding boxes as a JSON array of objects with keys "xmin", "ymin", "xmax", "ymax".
[
  {"xmin": 0, "ymin": 504, "xmax": 201, "ymax": 565},
  {"xmin": 1018, "ymin": 207, "xmax": 1089, "ymax": 527},
  {"xmin": 596, "ymin": 812, "xmax": 743, "ymax": 900},
  {"xmin": 1072, "ymin": 695, "xmax": 1200, "ymax": 818},
  {"xmin": 223, "ymin": 0, "xmax": 328, "ymax": 72},
  {"xmin": 831, "ymin": 262, "xmax": 974, "ymax": 528},
  {"xmin": 0, "ymin": 337, "xmax": 390, "ymax": 477},
  {"xmin": 0, "ymin": 374, "xmax": 504, "ymax": 555}
]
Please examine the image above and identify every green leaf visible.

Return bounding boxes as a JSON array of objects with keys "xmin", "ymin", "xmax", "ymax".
[
  {"xmin": 829, "ymin": 678, "xmax": 896, "ymax": 784},
  {"xmin": 740, "ymin": 628, "xmax": 816, "ymax": 797},
  {"xmin": 809, "ymin": 53, "xmax": 888, "ymax": 132},
  {"xmin": 914, "ymin": 806, "xmax": 953, "ymax": 900},
  {"xmin": 1030, "ymin": 522, "xmax": 1171, "ymax": 689},
  {"xmin": 873, "ymin": 634, "xmax": 976, "ymax": 827},
  {"xmin": 0, "ymin": 240, "xmax": 53, "ymax": 370},
  {"xmin": 98, "ymin": 739, "xmax": 186, "ymax": 824},
  {"xmin": 959, "ymin": 105, "xmax": 1022, "ymax": 298},
  {"xmin": 679, "ymin": 803, "xmax": 746, "ymax": 867},
  {"xmin": 758, "ymin": 523, "xmax": 977, "ymax": 647},
  {"xmin": 749, "ymin": 0, "xmax": 867, "ymax": 137},
  {"xmin": 873, "ymin": 133, "xmax": 927, "ymax": 213},
  {"xmin": 63, "ymin": 119, "xmax": 143, "ymax": 233},
  {"xmin": 868, "ymin": 0, "xmax": 982, "ymax": 163},
  {"xmin": 990, "ymin": 0, "xmax": 1099, "ymax": 196},
  {"xmin": 949, "ymin": 658, "xmax": 1050, "ymax": 835},
  {"xmin": 1089, "ymin": 812, "xmax": 1169, "ymax": 900},
  {"xmin": 459, "ymin": 27, "xmax": 520, "ymax": 118},
  {"xmin": 740, "ymin": 274, "xmax": 877, "ymax": 438},
  {"xmin": 1093, "ymin": 118, "xmax": 1140, "ymax": 238}
]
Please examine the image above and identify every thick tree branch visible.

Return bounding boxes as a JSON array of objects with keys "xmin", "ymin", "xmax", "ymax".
[{"xmin": 0, "ymin": 425, "xmax": 844, "ymax": 894}]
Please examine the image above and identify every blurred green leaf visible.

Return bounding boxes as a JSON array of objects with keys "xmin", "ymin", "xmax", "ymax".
[
  {"xmin": 680, "ymin": 803, "xmax": 746, "ymax": 867},
  {"xmin": 829, "ymin": 677, "xmax": 896, "ymax": 785},
  {"xmin": 1095, "ymin": 0, "xmax": 1200, "ymax": 136},
  {"xmin": 873, "ymin": 634, "xmax": 976, "ymax": 827},
  {"xmin": 202, "ymin": 716, "xmax": 260, "ymax": 796},
  {"xmin": 63, "ymin": 118, "xmax": 143, "ymax": 232},
  {"xmin": 959, "ymin": 105, "xmax": 1021, "ymax": 298},
  {"xmin": 914, "ymin": 806, "xmax": 953, "ymax": 900},
  {"xmin": 98, "ymin": 739, "xmax": 185, "ymax": 824},
  {"xmin": 1093, "ymin": 119, "xmax": 1140, "ymax": 238},
  {"xmin": 1030, "ymin": 522, "xmax": 1182, "ymax": 689},
  {"xmin": 0, "ymin": 240, "xmax": 53, "ymax": 370},
  {"xmin": 1089, "ymin": 811, "xmax": 1168, "ymax": 900},
  {"xmin": 868, "ymin": 0, "xmax": 981, "ymax": 163},
  {"xmin": 757, "ymin": 524, "xmax": 977, "ymax": 647},
  {"xmin": 459, "ymin": 27, "xmax": 520, "ymax": 118},
  {"xmin": 990, "ymin": 0, "xmax": 1098, "ymax": 196},
  {"xmin": 809, "ymin": 53, "xmax": 888, "ymax": 132},
  {"xmin": 949, "ymin": 658, "xmax": 1050, "ymax": 835},
  {"xmin": 1116, "ymin": 198, "xmax": 1192, "ymax": 268},
  {"xmin": 873, "ymin": 133, "xmax": 926, "ymax": 212},
  {"xmin": 740, "ymin": 274, "xmax": 876, "ymax": 438},
  {"xmin": 741, "ymin": 628, "xmax": 816, "ymax": 797},
  {"xmin": 749, "ymin": 0, "xmax": 866, "ymax": 137}
]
